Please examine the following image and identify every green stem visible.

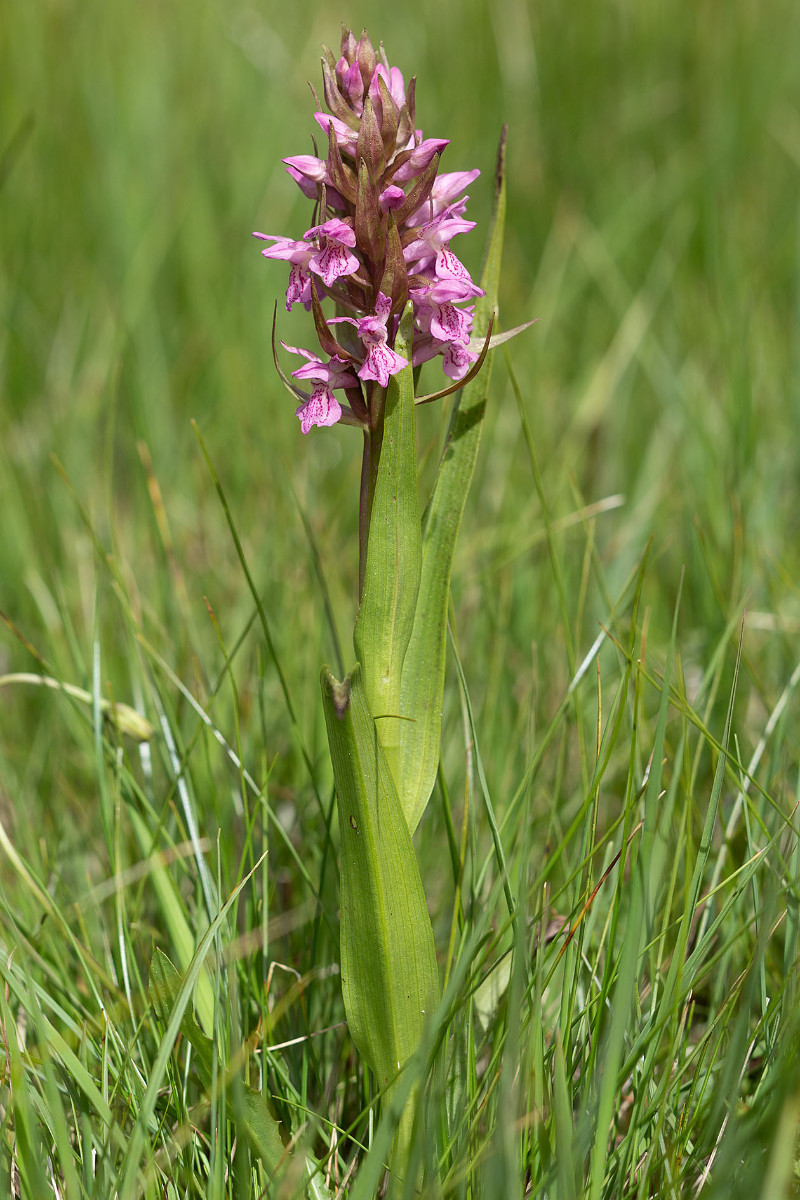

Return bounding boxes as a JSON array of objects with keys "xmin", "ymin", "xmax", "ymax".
[{"xmin": 358, "ymin": 383, "xmax": 386, "ymax": 600}]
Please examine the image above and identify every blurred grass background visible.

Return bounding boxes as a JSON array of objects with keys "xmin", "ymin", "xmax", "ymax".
[
  {"xmin": 2, "ymin": 0, "xmax": 800, "ymax": 1194},
  {"xmin": 4, "ymin": 0, "xmax": 799, "ymax": 851}
]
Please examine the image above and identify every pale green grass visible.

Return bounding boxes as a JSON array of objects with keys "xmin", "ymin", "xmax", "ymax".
[{"xmin": 2, "ymin": 0, "xmax": 800, "ymax": 1196}]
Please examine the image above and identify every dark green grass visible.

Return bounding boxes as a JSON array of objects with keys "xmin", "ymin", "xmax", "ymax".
[{"xmin": 2, "ymin": 1, "xmax": 800, "ymax": 1195}]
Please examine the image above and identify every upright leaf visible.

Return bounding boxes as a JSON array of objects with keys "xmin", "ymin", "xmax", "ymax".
[
  {"xmin": 354, "ymin": 305, "xmax": 421, "ymax": 790},
  {"xmin": 321, "ymin": 663, "xmax": 440, "ymax": 1183},
  {"xmin": 398, "ymin": 131, "xmax": 508, "ymax": 833}
]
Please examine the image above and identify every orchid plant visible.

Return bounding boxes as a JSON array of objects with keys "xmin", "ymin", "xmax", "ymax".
[
  {"xmin": 259, "ymin": 26, "xmax": 529, "ymax": 1192},
  {"xmin": 153, "ymin": 27, "xmax": 527, "ymax": 1197},
  {"xmin": 252, "ymin": 29, "xmax": 511, "ymax": 601}
]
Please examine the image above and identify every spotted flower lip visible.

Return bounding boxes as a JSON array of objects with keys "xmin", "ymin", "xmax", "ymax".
[
  {"xmin": 255, "ymin": 26, "xmax": 485, "ymax": 432},
  {"xmin": 330, "ymin": 292, "xmax": 409, "ymax": 387},
  {"xmin": 282, "ymin": 344, "xmax": 359, "ymax": 434},
  {"xmin": 295, "ymin": 386, "xmax": 342, "ymax": 434},
  {"xmin": 303, "ymin": 218, "xmax": 360, "ymax": 288}
]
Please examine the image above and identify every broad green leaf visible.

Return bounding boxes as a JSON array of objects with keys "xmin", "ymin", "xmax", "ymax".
[
  {"xmin": 353, "ymin": 304, "xmax": 421, "ymax": 790},
  {"xmin": 398, "ymin": 133, "xmax": 508, "ymax": 833},
  {"xmin": 321, "ymin": 663, "xmax": 439, "ymax": 1176}
]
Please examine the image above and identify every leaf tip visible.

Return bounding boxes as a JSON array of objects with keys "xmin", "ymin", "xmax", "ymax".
[{"xmin": 321, "ymin": 665, "xmax": 352, "ymax": 719}]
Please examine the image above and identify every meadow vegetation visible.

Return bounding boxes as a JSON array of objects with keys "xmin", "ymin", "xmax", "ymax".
[{"xmin": 2, "ymin": 1, "xmax": 800, "ymax": 1195}]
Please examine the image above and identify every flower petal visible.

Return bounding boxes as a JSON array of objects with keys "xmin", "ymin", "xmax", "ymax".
[{"xmin": 296, "ymin": 385, "xmax": 343, "ymax": 434}]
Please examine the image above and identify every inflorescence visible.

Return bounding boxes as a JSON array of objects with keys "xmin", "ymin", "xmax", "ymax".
[{"xmin": 254, "ymin": 27, "xmax": 484, "ymax": 434}]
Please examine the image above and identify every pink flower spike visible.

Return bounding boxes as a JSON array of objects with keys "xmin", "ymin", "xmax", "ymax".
[{"xmin": 296, "ymin": 385, "xmax": 343, "ymax": 434}]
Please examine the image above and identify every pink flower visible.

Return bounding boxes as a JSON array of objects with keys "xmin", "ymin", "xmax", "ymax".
[
  {"xmin": 296, "ymin": 387, "xmax": 342, "ymax": 434},
  {"xmin": 403, "ymin": 205, "xmax": 480, "ymax": 287},
  {"xmin": 282, "ymin": 155, "xmax": 345, "ymax": 208},
  {"xmin": 371, "ymin": 64, "xmax": 406, "ymax": 111},
  {"xmin": 404, "ymin": 171, "xmax": 480, "ymax": 227},
  {"xmin": 254, "ymin": 28, "xmax": 488, "ymax": 431},
  {"xmin": 411, "ymin": 279, "xmax": 477, "ymax": 345},
  {"xmin": 253, "ymin": 233, "xmax": 314, "ymax": 310},
  {"xmin": 282, "ymin": 344, "xmax": 359, "ymax": 434},
  {"xmin": 314, "ymin": 113, "xmax": 360, "ymax": 157},
  {"xmin": 379, "ymin": 185, "xmax": 406, "ymax": 211},
  {"xmin": 441, "ymin": 340, "xmax": 479, "ymax": 380},
  {"xmin": 304, "ymin": 217, "xmax": 360, "ymax": 288},
  {"xmin": 331, "ymin": 292, "xmax": 408, "ymax": 386},
  {"xmin": 336, "ymin": 57, "xmax": 365, "ymax": 112},
  {"xmin": 413, "ymin": 332, "xmax": 479, "ymax": 381},
  {"xmin": 391, "ymin": 134, "xmax": 450, "ymax": 183}
]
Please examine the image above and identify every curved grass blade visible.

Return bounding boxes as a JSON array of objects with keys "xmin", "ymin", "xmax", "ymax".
[
  {"xmin": 119, "ymin": 864, "xmax": 267, "ymax": 1196},
  {"xmin": 148, "ymin": 949, "xmax": 330, "ymax": 1189}
]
